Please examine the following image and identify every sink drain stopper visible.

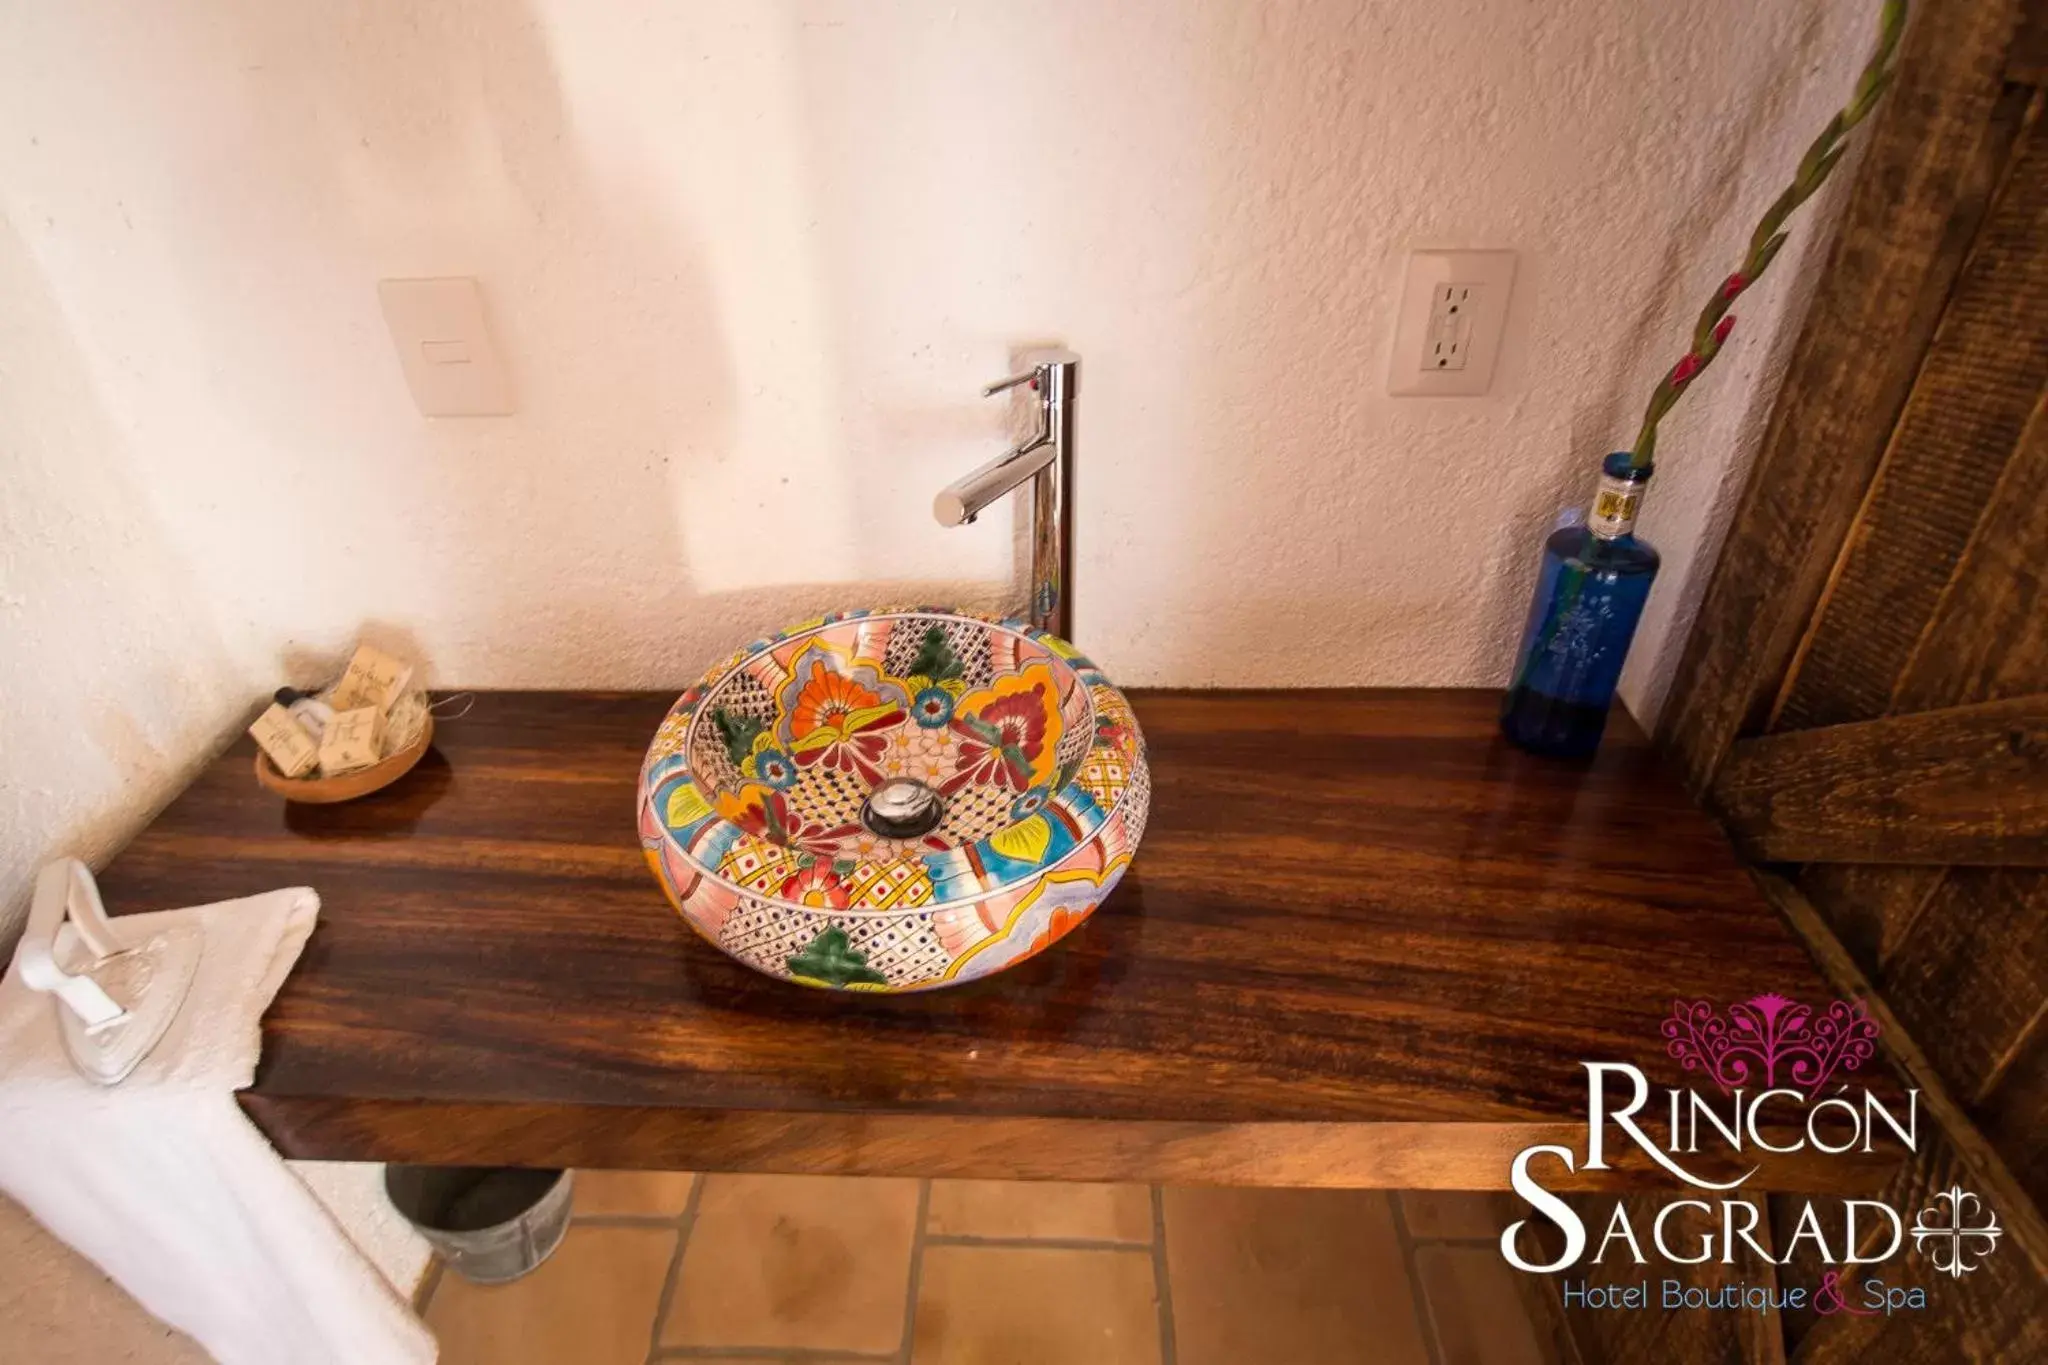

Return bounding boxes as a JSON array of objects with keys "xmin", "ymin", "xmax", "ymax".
[{"xmin": 862, "ymin": 778, "xmax": 944, "ymax": 840}]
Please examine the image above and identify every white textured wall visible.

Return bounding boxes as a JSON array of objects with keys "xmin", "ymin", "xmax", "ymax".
[
  {"xmin": 2, "ymin": 0, "xmax": 1869, "ymax": 1323},
  {"xmin": 0, "ymin": 212, "xmax": 256, "ymax": 946},
  {"xmin": 0, "ymin": 0, "xmax": 1865, "ymax": 714}
]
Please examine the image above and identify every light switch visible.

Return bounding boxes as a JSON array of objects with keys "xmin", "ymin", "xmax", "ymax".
[
  {"xmin": 377, "ymin": 277, "xmax": 514, "ymax": 416},
  {"xmin": 1387, "ymin": 250, "xmax": 1517, "ymax": 397}
]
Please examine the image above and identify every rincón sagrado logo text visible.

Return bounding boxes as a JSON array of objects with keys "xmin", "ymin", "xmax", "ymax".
[{"xmin": 1499, "ymin": 994, "xmax": 2002, "ymax": 1319}]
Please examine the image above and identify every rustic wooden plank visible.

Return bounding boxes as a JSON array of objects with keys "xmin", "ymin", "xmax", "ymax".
[
  {"xmin": 1892, "ymin": 392, "xmax": 2048, "ymax": 713},
  {"xmin": 1751, "ymin": 871, "xmax": 2048, "ymax": 1277},
  {"xmin": 1976, "ymin": 1023, "xmax": 2048, "ymax": 1212},
  {"xmin": 1770, "ymin": 867, "xmax": 2048, "ymax": 1365},
  {"xmin": 1774, "ymin": 99, "xmax": 2048, "ymax": 732},
  {"xmin": 2010, "ymin": 0, "xmax": 2048, "ymax": 85},
  {"xmin": 88, "ymin": 690, "xmax": 1901, "ymax": 1186},
  {"xmin": 1660, "ymin": 0, "xmax": 2026, "ymax": 792},
  {"xmin": 1796, "ymin": 340, "xmax": 2048, "ymax": 1215},
  {"xmin": 1794, "ymin": 865, "xmax": 1949, "ymax": 977},
  {"xmin": 1882, "ymin": 869, "xmax": 2048, "ymax": 1103},
  {"xmin": 1715, "ymin": 694, "xmax": 2048, "ymax": 865},
  {"xmin": 1793, "ymin": 1127, "xmax": 2048, "ymax": 1365},
  {"xmin": 1791, "ymin": 285, "xmax": 2048, "ymax": 970}
]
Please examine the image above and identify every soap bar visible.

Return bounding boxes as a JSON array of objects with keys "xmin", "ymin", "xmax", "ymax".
[
  {"xmin": 328, "ymin": 644, "xmax": 414, "ymax": 715},
  {"xmin": 249, "ymin": 703, "xmax": 319, "ymax": 778},
  {"xmin": 383, "ymin": 689, "xmax": 429, "ymax": 755},
  {"xmin": 319, "ymin": 706, "xmax": 387, "ymax": 776}
]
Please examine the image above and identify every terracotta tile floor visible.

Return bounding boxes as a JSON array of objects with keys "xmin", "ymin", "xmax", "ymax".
[{"xmin": 424, "ymin": 1175, "xmax": 1555, "ymax": 1365}]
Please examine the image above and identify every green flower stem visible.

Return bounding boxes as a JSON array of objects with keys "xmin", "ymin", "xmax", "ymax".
[
  {"xmin": 1629, "ymin": 0, "xmax": 1908, "ymax": 471},
  {"xmin": 1513, "ymin": 4, "xmax": 1907, "ymax": 708}
]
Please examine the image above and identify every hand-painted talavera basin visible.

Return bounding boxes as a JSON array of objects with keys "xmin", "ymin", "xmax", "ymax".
[{"xmin": 636, "ymin": 608, "xmax": 1149, "ymax": 992}]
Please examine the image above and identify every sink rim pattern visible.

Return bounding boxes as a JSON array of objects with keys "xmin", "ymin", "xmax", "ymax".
[{"xmin": 636, "ymin": 607, "xmax": 1149, "ymax": 991}]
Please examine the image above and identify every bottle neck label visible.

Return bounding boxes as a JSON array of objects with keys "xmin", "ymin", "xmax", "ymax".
[{"xmin": 1589, "ymin": 473, "xmax": 1644, "ymax": 539}]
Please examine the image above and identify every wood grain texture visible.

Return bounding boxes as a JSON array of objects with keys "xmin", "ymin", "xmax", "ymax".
[
  {"xmin": 1769, "ymin": 870, "xmax": 2048, "ymax": 1365},
  {"xmin": 238, "ymin": 1101, "xmax": 1888, "ymax": 1195},
  {"xmin": 92, "ymin": 690, "xmax": 1898, "ymax": 1189},
  {"xmin": 1792, "ymin": 1127, "xmax": 2048, "ymax": 1365},
  {"xmin": 1785, "ymin": 294, "xmax": 2048, "ymax": 1244},
  {"xmin": 1750, "ymin": 871, "xmax": 2048, "ymax": 1278},
  {"xmin": 1773, "ymin": 99, "xmax": 2048, "ymax": 732},
  {"xmin": 1794, "ymin": 865, "xmax": 1948, "ymax": 979},
  {"xmin": 1787, "ymin": 394, "xmax": 2048, "ymax": 984},
  {"xmin": 1977, "ymin": 1023, "xmax": 2048, "ymax": 1212},
  {"xmin": 1659, "ymin": 0, "xmax": 2025, "ymax": 794},
  {"xmin": 1714, "ymin": 694, "xmax": 2048, "ymax": 865},
  {"xmin": 1892, "ymin": 391, "xmax": 2048, "ymax": 716},
  {"xmin": 2010, "ymin": 0, "xmax": 2048, "ymax": 85},
  {"xmin": 1883, "ymin": 869, "xmax": 2048, "ymax": 1103}
]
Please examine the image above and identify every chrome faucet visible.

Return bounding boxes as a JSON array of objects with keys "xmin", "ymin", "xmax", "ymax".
[{"xmin": 933, "ymin": 349, "xmax": 1079, "ymax": 639}]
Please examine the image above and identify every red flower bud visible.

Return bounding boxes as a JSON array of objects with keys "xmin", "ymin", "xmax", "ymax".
[
  {"xmin": 1721, "ymin": 273, "xmax": 1747, "ymax": 301},
  {"xmin": 1712, "ymin": 314, "xmax": 1737, "ymax": 346},
  {"xmin": 1670, "ymin": 353, "xmax": 1704, "ymax": 386}
]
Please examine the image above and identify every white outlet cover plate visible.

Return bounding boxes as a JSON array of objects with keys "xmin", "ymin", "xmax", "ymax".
[
  {"xmin": 378, "ymin": 277, "xmax": 515, "ymax": 417},
  {"xmin": 1387, "ymin": 250, "xmax": 1517, "ymax": 397}
]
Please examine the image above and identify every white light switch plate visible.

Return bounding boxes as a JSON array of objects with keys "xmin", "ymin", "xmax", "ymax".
[
  {"xmin": 377, "ymin": 277, "xmax": 515, "ymax": 416},
  {"xmin": 1387, "ymin": 250, "xmax": 1517, "ymax": 397}
]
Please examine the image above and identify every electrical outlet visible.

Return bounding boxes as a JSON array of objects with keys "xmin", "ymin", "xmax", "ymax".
[
  {"xmin": 1426, "ymin": 283, "xmax": 1480, "ymax": 371},
  {"xmin": 1388, "ymin": 250, "xmax": 1516, "ymax": 397}
]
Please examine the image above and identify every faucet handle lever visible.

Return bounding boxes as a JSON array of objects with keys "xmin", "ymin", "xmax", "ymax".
[{"xmin": 982, "ymin": 369, "xmax": 1041, "ymax": 398}]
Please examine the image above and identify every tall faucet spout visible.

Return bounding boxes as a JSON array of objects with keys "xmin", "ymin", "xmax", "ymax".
[
  {"xmin": 933, "ymin": 432, "xmax": 1053, "ymax": 527},
  {"xmin": 935, "ymin": 348, "xmax": 1078, "ymax": 637}
]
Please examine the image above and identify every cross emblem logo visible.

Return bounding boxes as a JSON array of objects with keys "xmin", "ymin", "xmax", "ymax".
[{"xmin": 1910, "ymin": 1186, "xmax": 2003, "ymax": 1278}]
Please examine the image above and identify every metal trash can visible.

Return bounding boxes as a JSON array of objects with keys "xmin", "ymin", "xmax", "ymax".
[{"xmin": 383, "ymin": 1165, "xmax": 574, "ymax": 1286}]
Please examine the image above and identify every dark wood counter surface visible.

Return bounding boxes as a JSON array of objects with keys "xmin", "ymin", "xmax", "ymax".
[{"xmin": 95, "ymin": 690, "xmax": 1899, "ymax": 1191}]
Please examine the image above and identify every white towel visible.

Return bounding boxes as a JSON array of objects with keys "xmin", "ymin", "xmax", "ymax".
[{"xmin": 0, "ymin": 886, "xmax": 436, "ymax": 1365}]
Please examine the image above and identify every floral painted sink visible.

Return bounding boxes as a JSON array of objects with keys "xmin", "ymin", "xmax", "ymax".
[{"xmin": 636, "ymin": 608, "xmax": 1149, "ymax": 991}]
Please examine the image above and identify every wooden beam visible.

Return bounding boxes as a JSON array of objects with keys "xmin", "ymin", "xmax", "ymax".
[
  {"xmin": 1772, "ymin": 98, "xmax": 2048, "ymax": 732},
  {"xmin": 1794, "ymin": 391, "xmax": 2048, "ymax": 971},
  {"xmin": 1765, "ymin": 876, "xmax": 2046, "ymax": 1364},
  {"xmin": 1979, "ymin": 1024, "xmax": 2048, "ymax": 1211},
  {"xmin": 1659, "ymin": 0, "xmax": 2024, "ymax": 793},
  {"xmin": 1893, "ymin": 389, "xmax": 2048, "ymax": 715},
  {"xmin": 1793, "ymin": 1124, "xmax": 2048, "ymax": 1363},
  {"xmin": 1713, "ymin": 694, "xmax": 2048, "ymax": 865},
  {"xmin": 1884, "ymin": 868, "xmax": 2048, "ymax": 1104},
  {"xmin": 2010, "ymin": 0, "xmax": 2048, "ymax": 85},
  {"xmin": 1751, "ymin": 871, "xmax": 2048, "ymax": 1279}
]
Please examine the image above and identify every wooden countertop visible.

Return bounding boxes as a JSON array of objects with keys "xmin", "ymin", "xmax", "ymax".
[{"xmin": 95, "ymin": 689, "xmax": 1899, "ymax": 1191}]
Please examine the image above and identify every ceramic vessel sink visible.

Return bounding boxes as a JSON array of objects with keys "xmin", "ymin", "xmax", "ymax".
[{"xmin": 637, "ymin": 608, "xmax": 1150, "ymax": 992}]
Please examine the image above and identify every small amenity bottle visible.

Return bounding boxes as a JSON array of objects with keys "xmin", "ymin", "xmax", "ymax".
[
  {"xmin": 1500, "ymin": 453, "xmax": 1661, "ymax": 758},
  {"xmin": 274, "ymin": 686, "xmax": 336, "ymax": 741}
]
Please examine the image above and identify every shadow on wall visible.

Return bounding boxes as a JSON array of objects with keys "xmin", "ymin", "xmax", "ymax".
[
  {"xmin": 287, "ymin": 0, "xmax": 1043, "ymax": 682},
  {"xmin": 0, "ymin": 211, "xmax": 249, "ymax": 945},
  {"xmin": 275, "ymin": 0, "xmax": 736, "ymax": 685}
]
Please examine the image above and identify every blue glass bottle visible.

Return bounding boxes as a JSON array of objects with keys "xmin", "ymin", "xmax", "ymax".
[{"xmin": 1500, "ymin": 453, "xmax": 1661, "ymax": 758}]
